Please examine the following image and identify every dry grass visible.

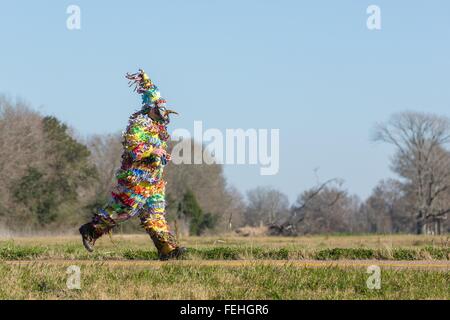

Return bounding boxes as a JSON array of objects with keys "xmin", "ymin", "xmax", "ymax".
[
  {"xmin": 0, "ymin": 261, "xmax": 448, "ymax": 300},
  {"xmin": 0, "ymin": 234, "xmax": 448, "ymax": 300},
  {"xmin": 1, "ymin": 234, "xmax": 448, "ymax": 261},
  {"xmin": 2, "ymin": 233, "xmax": 449, "ymax": 248}
]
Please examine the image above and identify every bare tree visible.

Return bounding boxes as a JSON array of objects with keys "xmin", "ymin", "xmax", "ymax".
[
  {"xmin": 265, "ymin": 178, "xmax": 347, "ymax": 236},
  {"xmin": 165, "ymin": 139, "xmax": 240, "ymax": 234},
  {"xmin": 86, "ymin": 133, "xmax": 123, "ymax": 197},
  {"xmin": 289, "ymin": 180, "xmax": 361, "ymax": 234},
  {"xmin": 291, "ymin": 179, "xmax": 343, "ymax": 223},
  {"xmin": 244, "ymin": 186, "xmax": 290, "ymax": 227},
  {"xmin": 0, "ymin": 97, "xmax": 46, "ymax": 228},
  {"xmin": 374, "ymin": 112, "xmax": 450, "ymax": 234},
  {"xmin": 0, "ymin": 97, "xmax": 97, "ymax": 231},
  {"xmin": 361, "ymin": 179, "xmax": 413, "ymax": 233},
  {"xmin": 223, "ymin": 185, "xmax": 246, "ymax": 231}
]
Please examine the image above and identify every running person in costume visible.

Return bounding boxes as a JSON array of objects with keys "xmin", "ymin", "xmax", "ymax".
[{"xmin": 79, "ymin": 69, "xmax": 186, "ymax": 260}]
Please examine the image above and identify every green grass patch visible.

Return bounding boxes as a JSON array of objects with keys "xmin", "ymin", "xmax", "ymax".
[
  {"xmin": 0, "ymin": 244, "xmax": 47, "ymax": 260},
  {"xmin": 0, "ymin": 262, "xmax": 448, "ymax": 299},
  {"xmin": 122, "ymin": 249, "xmax": 159, "ymax": 260},
  {"xmin": 0, "ymin": 242, "xmax": 448, "ymax": 261},
  {"xmin": 314, "ymin": 248, "xmax": 377, "ymax": 260}
]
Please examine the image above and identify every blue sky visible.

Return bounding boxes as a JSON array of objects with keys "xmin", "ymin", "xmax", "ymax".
[{"xmin": 1, "ymin": 1, "xmax": 449, "ymax": 202}]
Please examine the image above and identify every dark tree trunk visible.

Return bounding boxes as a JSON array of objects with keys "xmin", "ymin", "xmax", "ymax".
[
  {"xmin": 416, "ymin": 219, "xmax": 425, "ymax": 235},
  {"xmin": 436, "ymin": 219, "xmax": 442, "ymax": 235}
]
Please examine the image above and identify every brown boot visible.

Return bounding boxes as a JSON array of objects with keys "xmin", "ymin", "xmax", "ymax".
[
  {"xmin": 159, "ymin": 247, "xmax": 188, "ymax": 261},
  {"xmin": 79, "ymin": 223, "xmax": 101, "ymax": 252}
]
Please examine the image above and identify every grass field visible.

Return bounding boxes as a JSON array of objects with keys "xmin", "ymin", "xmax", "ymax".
[{"xmin": 0, "ymin": 234, "xmax": 448, "ymax": 299}]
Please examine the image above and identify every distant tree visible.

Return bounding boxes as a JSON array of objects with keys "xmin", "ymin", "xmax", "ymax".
[
  {"xmin": 42, "ymin": 116, "xmax": 97, "ymax": 199},
  {"xmin": 165, "ymin": 139, "xmax": 242, "ymax": 232},
  {"xmin": 288, "ymin": 179, "xmax": 363, "ymax": 234},
  {"xmin": 86, "ymin": 133, "xmax": 123, "ymax": 198},
  {"xmin": 84, "ymin": 133, "xmax": 123, "ymax": 224},
  {"xmin": 13, "ymin": 167, "xmax": 58, "ymax": 225},
  {"xmin": 194, "ymin": 212, "xmax": 217, "ymax": 235},
  {"xmin": 374, "ymin": 112, "xmax": 450, "ymax": 234},
  {"xmin": 177, "ymin": 190, "xmax": 217, "ymax": 235},
  {"xmin": 361, "ymin": 179, "xmax": 413, "ymax": 233},
  {"xmin": 222, "ymin": 185, "xmax": 246, "ymax": 231},
  {"xmin": 0, "ymin": 98, "xmax": 48, "ymax": 229},
  {"xmin": 0, "ymin": 98, "xmax": 99, "ymax": 230},
  {"xmin": 12, "ymin": 116, "xmax": 97, "ymax": 228},
  {"xmin": 244, "ymin": 186, "xmax": 290, "ymax": 226}
]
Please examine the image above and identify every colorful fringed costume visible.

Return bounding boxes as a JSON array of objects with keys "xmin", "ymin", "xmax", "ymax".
[{"xmin": 79, "ymin": 70, "xmax": 185, "ymax": 260}]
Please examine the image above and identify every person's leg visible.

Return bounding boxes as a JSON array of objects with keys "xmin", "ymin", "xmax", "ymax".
[
  {"xmin": 139, "ymin": 202, "xmax": 181, "ymax": 258},
  {"xmin": 79, "ymin": 198, "xmax": 136, "ymax": 252}
]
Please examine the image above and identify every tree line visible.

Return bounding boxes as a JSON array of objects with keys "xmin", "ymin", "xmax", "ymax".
[{"xmin": 0, "ymin": 97, "xmax": 449, "ymax": 235}]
